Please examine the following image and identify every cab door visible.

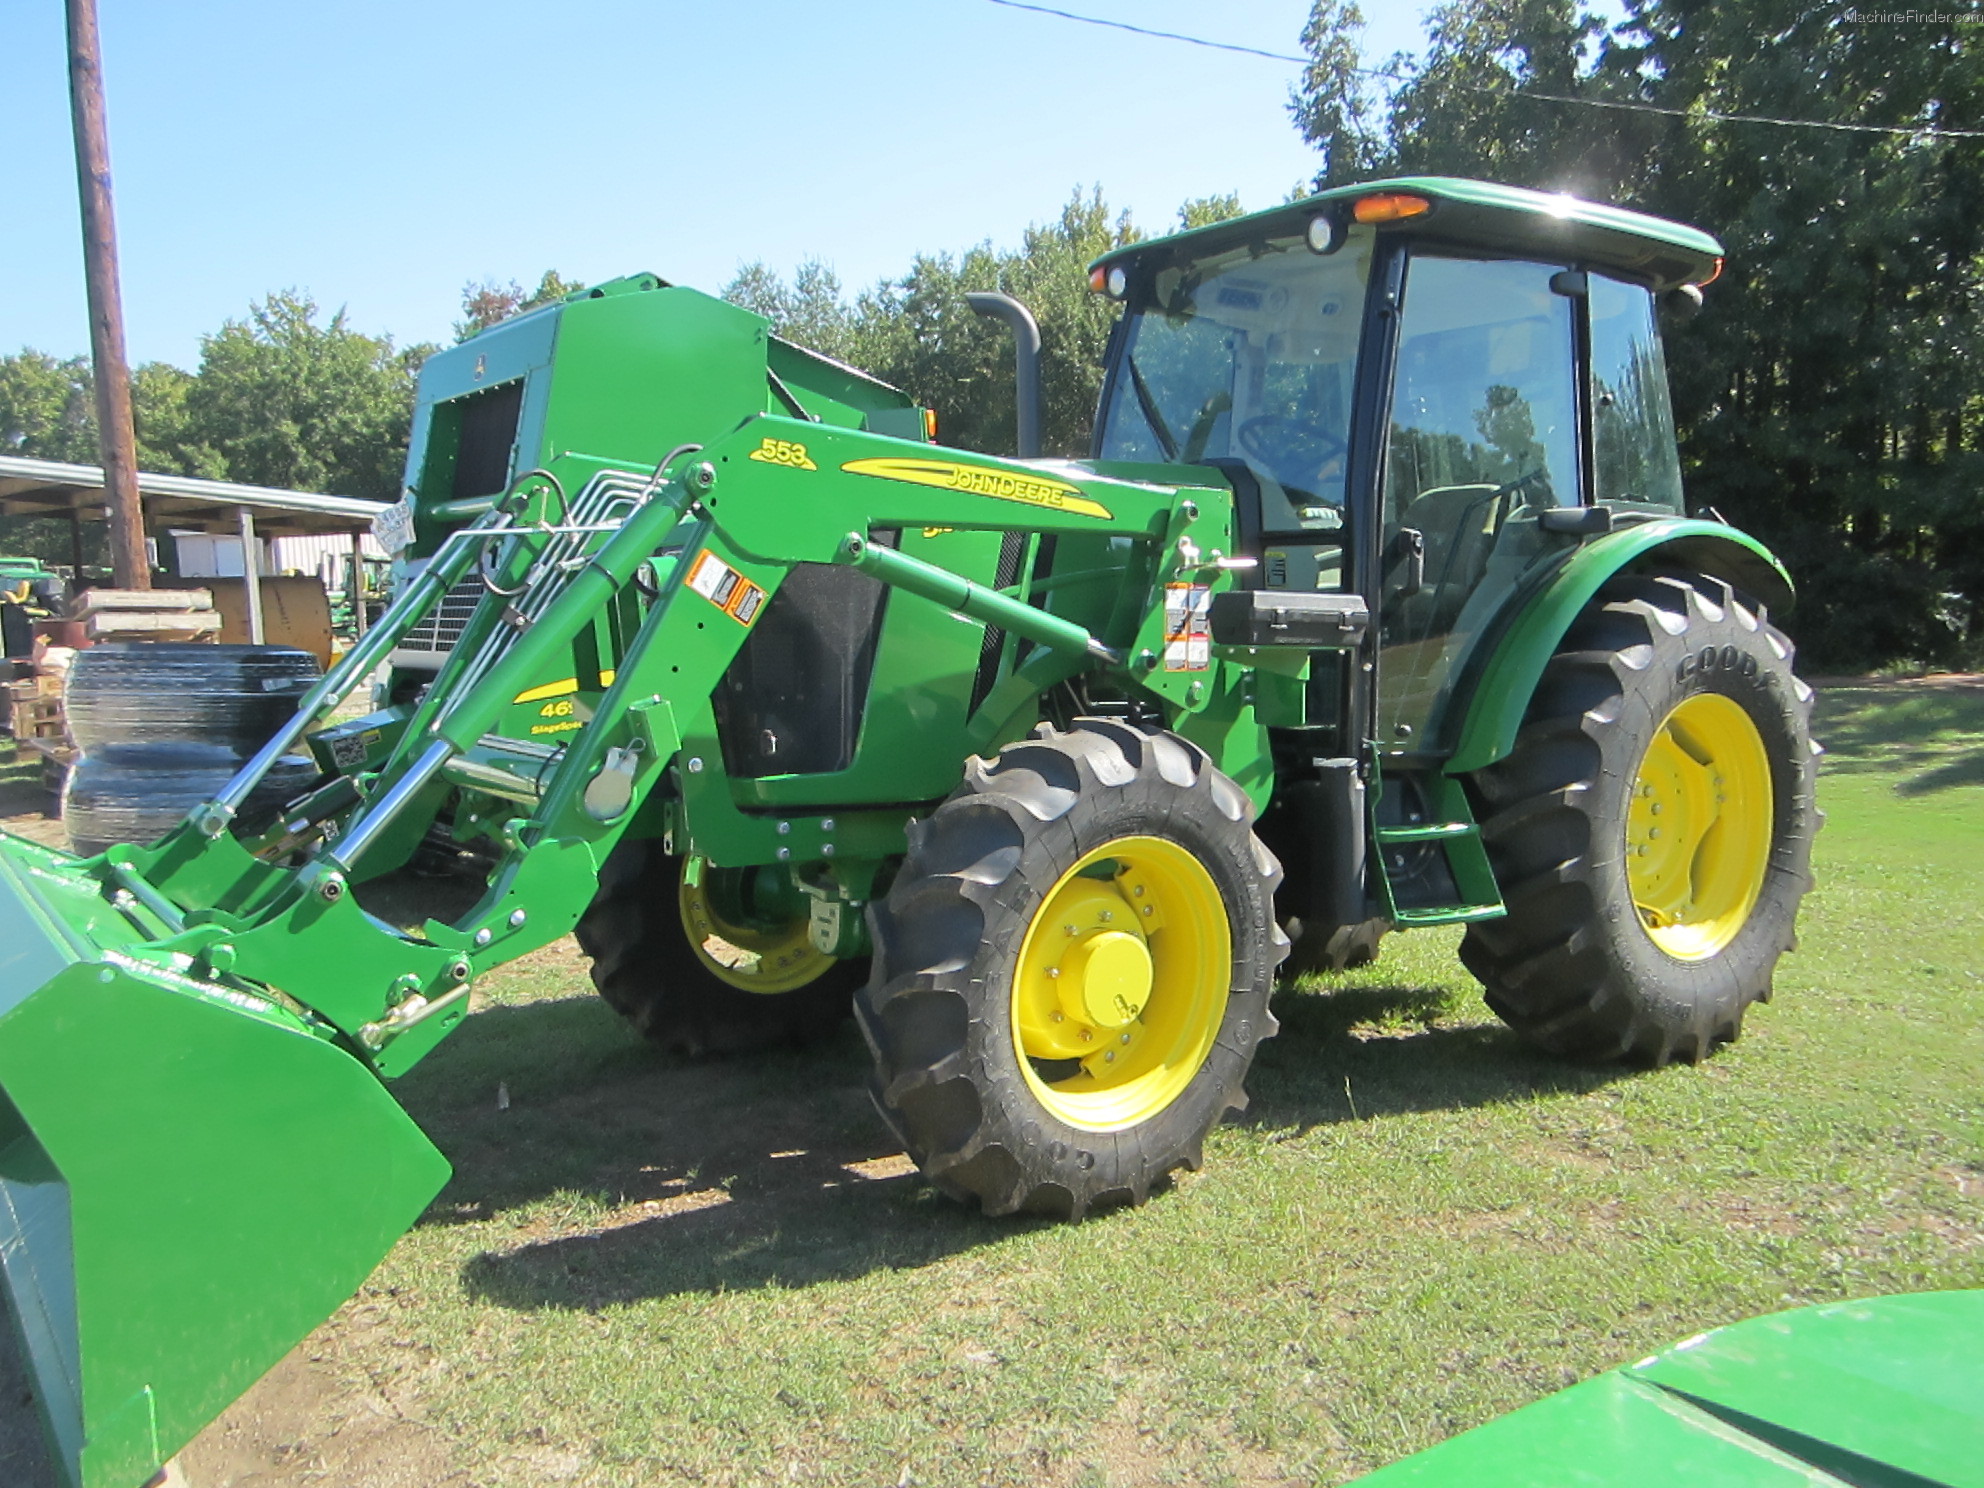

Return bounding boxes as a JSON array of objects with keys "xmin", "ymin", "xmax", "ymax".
[{"xmin": 1374, "ymin": 254, "xmax": 1584, "ymax": 755}]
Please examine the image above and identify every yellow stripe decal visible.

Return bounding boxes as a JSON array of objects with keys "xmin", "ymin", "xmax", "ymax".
[
  {"xmin": 512, "ymin": 669, "xmax": 616, "ymax": 705},
  {"xmin": 840, "ymin": 457, "xmax": 1113, "ymax": 521}
]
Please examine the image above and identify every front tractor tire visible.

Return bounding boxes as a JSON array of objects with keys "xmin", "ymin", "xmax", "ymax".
[
  {"xmin": 577, "ymin": 838, "xmax": 862, "ymax": 1055},
  {"xmin": 860, "ymin": 720, "xmax": 1287, "ymax": 1219},
  {"xmin": 1461, "ymin": 571, "xmax": 1819, "ymax": 1064}
]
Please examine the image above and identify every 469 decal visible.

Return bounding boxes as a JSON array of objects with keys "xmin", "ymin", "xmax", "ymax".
[{"xmin": 748, "ymin": 437, "xmax": 817, "ymax": 471}]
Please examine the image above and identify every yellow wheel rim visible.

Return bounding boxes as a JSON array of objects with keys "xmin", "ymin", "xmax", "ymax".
[
  {"xmin": 1626, "ymin": 693, "xmax": 1773, "ymax": 960},
  {"xmin": 1011, "ymin": 836, "xmax": 1230, "ymax": 1132},
  {"xmin": 678, "ymin": 862, "xmax": 833, "ymax": 994}
]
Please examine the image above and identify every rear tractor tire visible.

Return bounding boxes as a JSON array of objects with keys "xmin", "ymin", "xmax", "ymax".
[
  {"xmin": 1461, "ymin": 571, "xmax": 1819, "ymax": 1064},
  {"xmin": 860, "ymin": 719, "xmax": 1287, "ymax": 1219},
  {"xmin": 576, "ymin": 838, "xmax": 862, "ymax": 1055}
]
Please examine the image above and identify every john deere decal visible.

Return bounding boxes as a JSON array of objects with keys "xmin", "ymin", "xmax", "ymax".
[{"xmin": 841, "ymin": 457, "xmax": 1113, "ymax": 520}]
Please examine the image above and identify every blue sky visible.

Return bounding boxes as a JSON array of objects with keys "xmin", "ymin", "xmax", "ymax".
[{"xmin": 2, "ymin": 1, "xmax": 1433, "ymax": 370}]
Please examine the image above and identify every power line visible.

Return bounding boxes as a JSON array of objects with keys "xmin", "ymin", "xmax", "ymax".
[
  {"xmin": 1470, "ymin": 83, "xmax": 1984, "ymax": 138},
  {"xmin": 982, "ymin": 0, "xmax": 1305, "ymax": 65},
  {"xmin": 979, "ymin": 0, "xmax": 1984, "ymax": 140}
]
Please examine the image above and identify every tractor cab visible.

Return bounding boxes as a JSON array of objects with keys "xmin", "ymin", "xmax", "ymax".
[{"xmin": 1089, "ymin": 178, "xmax": 1718, "ymax": 763}]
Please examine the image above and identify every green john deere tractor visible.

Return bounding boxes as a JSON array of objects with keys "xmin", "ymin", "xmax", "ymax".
[
  {"xmin": 1, "ymin": 554, "xmax": 62, "ymax": 660},
  {"xmin": 0, "ymin": 178, "xmax": 1818, "ymax": 1488}
]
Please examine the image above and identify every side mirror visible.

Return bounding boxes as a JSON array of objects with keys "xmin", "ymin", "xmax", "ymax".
[{"xmin": 1539, "ymin": 505, "xmax": 1614, "ymax": 536}]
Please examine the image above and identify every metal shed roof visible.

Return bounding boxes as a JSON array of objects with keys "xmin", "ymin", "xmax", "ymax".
[{"xmin": 0, "ymin": 455, "xmax": 387, "ymax": 538}]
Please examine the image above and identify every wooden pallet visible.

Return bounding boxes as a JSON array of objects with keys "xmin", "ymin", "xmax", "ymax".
[
  {"xmin": 5, "ymin": 675, "xmax": 61, "ymax": 702},
  {"xmin": 7, "ymin": 694, "xmax": 67, "ymax": 743}
]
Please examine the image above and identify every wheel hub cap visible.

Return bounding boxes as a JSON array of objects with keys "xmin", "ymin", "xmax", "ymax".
[{"xmin": 1062, "ymin": 931, "xmax": 1154, "ymax": 1028}]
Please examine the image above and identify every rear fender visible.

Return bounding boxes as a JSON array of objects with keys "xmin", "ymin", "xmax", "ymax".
[{"xmin": 1445, "ymin": 519, "xmax": 1793, "ymax": 775}]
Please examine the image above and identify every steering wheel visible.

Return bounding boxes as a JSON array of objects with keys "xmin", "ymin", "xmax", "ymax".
[{"xmin": 1236, "ymin": 415, "xmax": 1347, "ymax": 478}]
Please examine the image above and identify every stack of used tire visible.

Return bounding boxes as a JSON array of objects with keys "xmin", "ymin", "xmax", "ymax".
[{"xmin": 63, "ymin": 643, "xmax": 324, "ymax": 856}]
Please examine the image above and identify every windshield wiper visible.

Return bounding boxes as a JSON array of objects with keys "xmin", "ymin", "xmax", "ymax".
[{"xmin": 1125, "ymin": 355, "xmax": 1179, "ymax": 461}]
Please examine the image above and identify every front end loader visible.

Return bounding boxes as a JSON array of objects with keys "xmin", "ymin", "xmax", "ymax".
[{"xmin": 0, "ymin": 179, "xmax": 1817, "ymax": 1487}]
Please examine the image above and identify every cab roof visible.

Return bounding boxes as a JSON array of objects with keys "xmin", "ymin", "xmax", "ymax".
[{"xmin": 1092, "ymin": 177, "xmax": 1723, "ymax": 292}]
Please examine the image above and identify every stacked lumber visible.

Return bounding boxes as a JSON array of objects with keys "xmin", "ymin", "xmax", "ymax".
[{"xmin": 74, "ymin": 588, "xmax": 221, "ymax": 642}]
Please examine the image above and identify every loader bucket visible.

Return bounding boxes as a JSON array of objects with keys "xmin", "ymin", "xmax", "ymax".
[{"xmin": 0, "ymin": 834, "xmax": 451, "ymax": 1488}]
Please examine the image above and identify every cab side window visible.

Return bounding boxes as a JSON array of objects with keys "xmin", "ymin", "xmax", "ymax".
[{"xmin": 1589, "ymin": 275, "xmax": 1686, "ymax": 514}]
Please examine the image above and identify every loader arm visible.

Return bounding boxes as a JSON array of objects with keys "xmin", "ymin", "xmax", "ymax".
[{"xmin": 142, "ymin": 424, "xmax": 1242, "ymax": 1060}]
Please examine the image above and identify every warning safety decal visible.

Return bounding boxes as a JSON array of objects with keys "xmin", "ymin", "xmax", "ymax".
[
  {"xmin": 686, "ymin": 549, "xmax": 766, "ymax": 627},
  {"xmin": 1163, "ymin": 582, "xmax": 1210, "ymax": 672}
]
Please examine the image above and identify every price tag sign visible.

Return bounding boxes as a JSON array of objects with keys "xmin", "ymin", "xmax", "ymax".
[{"xmin": 371, "ymin": 498, "xmax": 415, "ymax": 555}]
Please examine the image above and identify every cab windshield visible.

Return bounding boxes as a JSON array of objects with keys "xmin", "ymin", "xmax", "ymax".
[{"xmin": 1096, "ymin": 224, "xmax": 1375, "ymax": 533}]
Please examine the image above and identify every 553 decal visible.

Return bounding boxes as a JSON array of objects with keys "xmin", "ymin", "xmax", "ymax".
[{"xmin": 748, "ymin": 437, "xmax": 817, "ymax": 471}]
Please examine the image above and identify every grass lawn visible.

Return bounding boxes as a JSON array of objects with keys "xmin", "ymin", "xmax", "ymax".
[{"xmin": 154, "ymin": 680, "xmax": 1978, "ymax": 1485}]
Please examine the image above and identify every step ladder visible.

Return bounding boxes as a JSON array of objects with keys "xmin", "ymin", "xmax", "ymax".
[{"xmin": 1370, "ymin": 769, "xmax": 1505, "ymax": 926}]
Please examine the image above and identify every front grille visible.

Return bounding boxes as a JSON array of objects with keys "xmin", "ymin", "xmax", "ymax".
[{"xmin": 391, "ymin": 575, "xmax": 485, "ymax": 669}]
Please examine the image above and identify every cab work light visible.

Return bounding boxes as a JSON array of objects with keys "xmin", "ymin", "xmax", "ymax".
[{"xmin": 1352, "ymin": 192, "xmax": 1432, "ymax": 223}]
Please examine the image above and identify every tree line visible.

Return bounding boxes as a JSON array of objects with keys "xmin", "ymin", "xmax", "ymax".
[
  {"xmin": 5, "ymin": 0, "xmax": 1974, "ymax": 669},
  {"xmin": 1291, "ymin": 0, "xmax": 1983, "ymax": 669}
]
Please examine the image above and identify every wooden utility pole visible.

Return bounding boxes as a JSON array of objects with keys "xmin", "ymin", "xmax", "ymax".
[{"xmin": 66, "ymin": 0, "xmax": 149, "ymax": 590}]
